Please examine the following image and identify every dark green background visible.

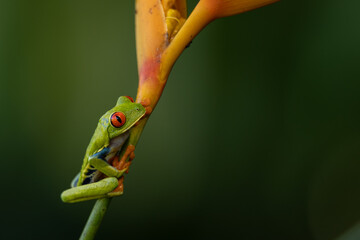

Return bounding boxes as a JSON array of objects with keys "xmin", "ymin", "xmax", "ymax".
[{"xmin": 1, "ymin": 0, "xmax": 360, "ymax": 239}]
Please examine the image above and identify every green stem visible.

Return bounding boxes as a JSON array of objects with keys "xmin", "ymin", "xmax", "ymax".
[{"xmin": 80, "ymin": 198, "xmax": 111, "ymax": 240}]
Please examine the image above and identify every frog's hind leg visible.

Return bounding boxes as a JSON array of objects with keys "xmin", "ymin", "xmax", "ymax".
[{"xmin": 61, "ymin": 177, "xmax": 118, "ymax": 203}]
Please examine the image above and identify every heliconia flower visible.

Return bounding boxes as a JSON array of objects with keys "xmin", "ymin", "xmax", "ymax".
[{"xmin": 135, "ymin": 0, "xmax": 188, "ymax": 109}]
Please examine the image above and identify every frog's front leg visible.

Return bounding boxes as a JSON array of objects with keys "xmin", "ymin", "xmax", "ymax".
[
  {"xmin": 61, "ymin": 177, "xmax": 118, "ymax": 203},
  {"xmin": 89, "ymin": 156, "xmax": 127, "ymax": 178}
]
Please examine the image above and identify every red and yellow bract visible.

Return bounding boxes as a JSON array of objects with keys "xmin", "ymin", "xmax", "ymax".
[{"xmin": 135, "ymin": 0, "xmax": 278, "ymax": 111}]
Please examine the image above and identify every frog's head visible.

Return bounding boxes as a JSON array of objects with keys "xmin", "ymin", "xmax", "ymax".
[
  {"xmin": 101, "ymin": 96, "xmax": 146, "ymax": 139},
  {"xmin": 85, "ymin": 96, "xmax": 145, "ymax": 162}
]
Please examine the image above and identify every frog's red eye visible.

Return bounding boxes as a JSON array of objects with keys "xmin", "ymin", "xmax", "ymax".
[
  {"xmin": 110, "ymin": 112, "xmax": 126, "ymax": 128},
  {"xmin": 125, "ymin": 96, "xmax": 134, "ymax": 102}
]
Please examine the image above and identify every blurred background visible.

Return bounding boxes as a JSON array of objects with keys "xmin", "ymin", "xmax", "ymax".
[{"xmin": 1, "ymin": 0, "xmax": 360, "ymax": 239}]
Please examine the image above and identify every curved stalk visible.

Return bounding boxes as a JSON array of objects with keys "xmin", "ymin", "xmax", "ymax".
[{"xmin": 80, "ymin": 198, "xmax": 111, "ymax": 240}]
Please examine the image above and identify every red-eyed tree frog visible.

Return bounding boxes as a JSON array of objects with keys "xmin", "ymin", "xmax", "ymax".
[{"xmin": 61, "ymin": 96, "xmax": 146, "ymax": 203}]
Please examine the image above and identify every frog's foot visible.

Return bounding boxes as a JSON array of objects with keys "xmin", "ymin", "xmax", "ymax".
[
  {"xmin": 140, "ymin": 99, "xmax": 153, "ymax": 116},
  {"xmin": 113, "ymin": 144, "xmax": 136, "ymax": 172},
  {"xmin": 134, "ymin": 99, "xmax": 151, "ymax": 126},
  {"xmin": 107, "ymin": 177, "xmax": 124, "ymax": 197},
  {"xmin": 61, "ymin": 177, "xmax": 118, "ymax": 203}
]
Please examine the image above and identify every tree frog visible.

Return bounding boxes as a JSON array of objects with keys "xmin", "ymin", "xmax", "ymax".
[{"xmin": 61, "ymin": 96, "xmax": 146, "ymax": 203}]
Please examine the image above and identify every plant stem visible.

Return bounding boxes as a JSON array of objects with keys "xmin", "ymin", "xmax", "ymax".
[{"xmin": 80, "ymin": 198, "xmax": 111, "ymax": 240}]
